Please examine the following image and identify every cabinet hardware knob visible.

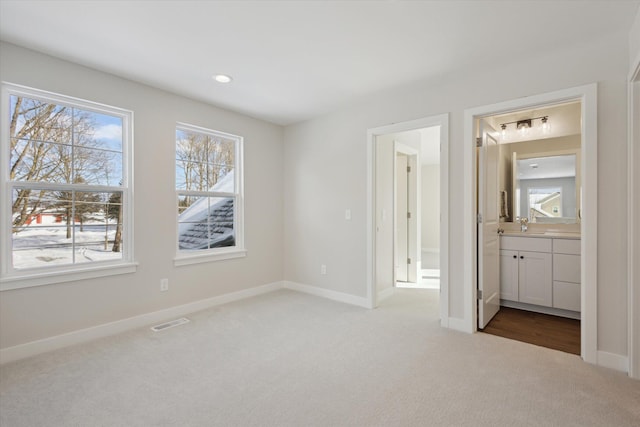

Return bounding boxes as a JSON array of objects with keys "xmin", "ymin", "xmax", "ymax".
[
  {"xmin": 513, "ymin": 255, "xmax": 517, "ymax": 259},
  {"xmin": 520, "ymin": 256, "xmax": 524, "ymax": 259}
]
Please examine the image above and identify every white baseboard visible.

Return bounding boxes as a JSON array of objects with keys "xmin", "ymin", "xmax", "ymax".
[
  {"xmin": 1, "ymin": 280, "xmax": 373, "ymax": 364},
  {"xmin": 597, "ymin": 350, "xmax": 629, "ymax": 373},
  {"xmin": 0, "ymin": 281, "xmax": 284, "ymax": 365},
  {"xmin": 377, "ymin": 286, "xmax": 395, "ymax": 303},
  {"xmin": 283, "ymin": 281, "xmax": 370, "ymax": 308},
  {"xmin": 501, "ymin": 300, "xmax": 580, "ymax": 320},
  {"xmin": 447, "ymin": 317, "xmax": 472, "ymax": 333}
]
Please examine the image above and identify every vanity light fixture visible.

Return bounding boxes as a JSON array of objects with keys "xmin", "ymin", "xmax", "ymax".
[
  {"xmin": 516, "ymin": 119, "xmax": 532, "ymax": 136},
  {"xmin": 213, "ymin": 74, "xmax": 233, "ymax": 83},
  {"xmin": 516, "ymin": 119, "xmax": 532, "ymax": 130},
  {"xmin": 499, "ymin": 116, "xmax": 550, "ymax": 138}
]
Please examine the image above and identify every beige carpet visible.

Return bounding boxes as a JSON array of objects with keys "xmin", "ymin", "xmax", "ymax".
[{"xmin": 1, "ymin": 288, "xmax": 639, "ymax": 426}]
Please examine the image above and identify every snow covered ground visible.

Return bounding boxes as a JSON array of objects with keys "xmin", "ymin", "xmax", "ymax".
[{"xmin": 11, "ymin": 221, "xmax": 122, "ymax": 270}]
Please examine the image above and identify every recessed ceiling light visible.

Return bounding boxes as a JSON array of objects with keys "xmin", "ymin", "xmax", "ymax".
[{"xmin": 213, "ymin": 74, "xmax": 233, "ymax": 83}]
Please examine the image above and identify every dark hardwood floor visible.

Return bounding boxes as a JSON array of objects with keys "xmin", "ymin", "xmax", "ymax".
[{"xmin": 480, "ymin": 307, "xmax": 580, "ymax": 355}]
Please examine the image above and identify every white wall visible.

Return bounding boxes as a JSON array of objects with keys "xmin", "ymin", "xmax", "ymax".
[
  {"xmin": 630, "ymin": 7, "xmax": 640, "ymax": 66},
  {"xmin": 0, "ymin": 42, "xmax": 284, "ymax": 350},
  {"xmin": 421, "ymin": 164, "xmax": 439, "ymax": 251},
  {"xmin": 283, "ymin": 30, "xmax": 631, "ymax": 358}
]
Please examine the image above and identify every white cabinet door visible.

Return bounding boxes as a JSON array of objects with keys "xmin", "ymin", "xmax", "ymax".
[
  {"xmin": 518, "ymin": 251, "xmax": 553, "ymax": 307},
  {"xmin": 553, "ymin": 254, "xmax": 580, "ymax": 283},
  {"xmin": 553, "ymin": 281, "xmax": 581, "ymax": 311},
  {"xmin": 500, "ymin": 250, "xmax": 519, "ymax": 302}
]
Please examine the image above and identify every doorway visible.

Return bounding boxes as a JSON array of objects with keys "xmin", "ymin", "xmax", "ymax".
[
  {"xmin": 464, "ymin": 84, "xmax": 598, "ymax": 363},
  {"xmin": 367, "ymin": 114, "xmax": 449, "ymax": 324},
  {"xmin": 477, "ymin": 102, "xmax": 583, "ymax": 354}
]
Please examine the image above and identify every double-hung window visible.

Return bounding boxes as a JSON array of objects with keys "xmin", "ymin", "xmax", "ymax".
[
  {"xmin": 0, "ymin": 84, "xmax": 134, "ymax": 289},
  {"xmin": 175, "ymin": 123, "xmax": 244, "ymax": 265}
]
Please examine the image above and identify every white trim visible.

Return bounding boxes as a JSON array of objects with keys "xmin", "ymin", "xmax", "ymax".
[
  {"xmin": 0, "ymin": 262, "xmax": 137, "ymax": 291},
  {"xmin": 597, "ymin": 351, "xmax": 629, "ymax": 373},
  {"xmin": 377, "ymin": 286, "xmax": 395, "ymax": 303},
  {"xmin": 421, "ymin": 248, "xmax": 439, "ymax": 254},
  {"xmin": 0, "ymin": 82, "xmax": 134, "ymax": 288},
  {"xmin": 463, "ymin": 84, "xmax": 598, "ymax": 364},
  {"xmin": 501, "ymin": 299, "xmax": 580, "ymax": 320},
  {"xmin": 0, "ymin": 280, "xmax": 375, "ymax": 364},
  {"xmin": 628, "ymin": 53, "xmax": 640, "ymax": 379},
  {"xmin": 0, "ymin": 280, "xmax": 284, "ymax": 364},
  {"xmin": 446, "ymin": 317, "xmax": 469, "ymax": 332},
  {"xmin": 174, "ymin": 248, "xmax": 247, "ymax": 267},
  {"xmin": 283, "ymin": 281, "xmax": 370, "ymax": 308},
  {"xmin": 366, "ymin": 114, "xmax": 450, "ymax": 323}
]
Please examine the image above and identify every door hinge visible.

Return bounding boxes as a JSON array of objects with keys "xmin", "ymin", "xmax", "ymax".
[
  {"xmin": 407, "ymin": 258, "xmax": 411, "ymax": 265},
  {"xmin": 477, "ymin": 290, "xmax": 483, "ymax": 300},
  {"xmin": 407, "ymin": 212, "xmax": 411, "ymax": 219},
  {"xmin": 407, "ymin": 165, "xmax": 411, "ymax": 173},
  {"xmin": 476, "ymin": 137, "xmax": 483, "ymax": 147},
  {"xmin": 477, "ymin": 213, "xmax": 483, "ymax": 223}
]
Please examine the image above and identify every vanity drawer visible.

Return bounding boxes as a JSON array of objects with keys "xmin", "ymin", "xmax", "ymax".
[
  {"xmin": 553, "ymin": 281, "xmax": 581, "ymax": 312},
  {"xmin": 553, "ymin": 239, "xmax": 581, "ymax": 255},
  {"xmin": 553, "ymin": 254, "xmax": 580, "ymax": 283},
  {"xmin": 501, "ymin": 236, "xmax": 551, "ymax": 253}
]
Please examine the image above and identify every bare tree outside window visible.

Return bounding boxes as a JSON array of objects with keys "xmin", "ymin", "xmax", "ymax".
[
  {"xmin": 176, "ymin": 126, "xmax": 239, "ymax": 252},
  {"xmin": 6, "ymin": 92, "xmax": 127, "ymax": 269}
]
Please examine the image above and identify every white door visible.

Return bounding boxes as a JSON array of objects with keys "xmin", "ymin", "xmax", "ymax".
[
  {"xmin": 396, "ymin": 153, "xmax": 408, "ymax": 282},
  {"xmin": 478, "ymin": 122, "xmax": 500, "ymax": 328}
]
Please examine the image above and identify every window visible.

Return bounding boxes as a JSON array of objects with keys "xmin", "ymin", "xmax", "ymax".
[
  {"xmin": 0, "ymin": 84, "xmax": 134, "ymax": 289},
  {"xmin": 175, "ymin": 123, "xmax": 244, "ymax": 265}
]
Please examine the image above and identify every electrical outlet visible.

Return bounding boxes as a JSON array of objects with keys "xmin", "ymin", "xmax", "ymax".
[
  {"xmin": 160, "ymin": 278, "xmax": 169, "ymax": 292},
  {"xmin": 320, "ymin": 265, "xmax": 327, "ymax": 275},
  {"xmin": 345, "ymin": 209, "xmax": 351, "ymax": 220}
]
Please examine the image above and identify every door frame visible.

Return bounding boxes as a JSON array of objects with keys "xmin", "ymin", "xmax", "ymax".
[
  {"xmin": 367, "ymin": 114, "xmax": 449, "ymax": 325},
  {"xmin": 463, "ymin": 84, "xmax": 598, "ymax": 364},
  {"xmin": 394, "ymin": 143, "xmax": 419, "ymax": 284},
  {"xmin": 628, "ymin": 52, "xmax": 640, "ymax": 379}
]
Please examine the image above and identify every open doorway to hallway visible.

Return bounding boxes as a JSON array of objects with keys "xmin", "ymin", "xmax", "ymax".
[
  {"xmin": 368, "ymin": 114, "xmax": 449, "ymax": 317},
  {"xmin": 391, "ymin": 126, "xmax": 441, "ymax": 290}
]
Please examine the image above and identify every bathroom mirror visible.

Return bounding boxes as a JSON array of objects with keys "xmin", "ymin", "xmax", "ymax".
[{"xmin": 512, "ymin": 153, "xmax": 579, "ymax": 224}]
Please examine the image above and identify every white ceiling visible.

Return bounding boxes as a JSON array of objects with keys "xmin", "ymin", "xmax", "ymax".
[
  {"xmin": 1, "ymin": 1, "xmax": 638, "ymax": 126},
  {"xmin": 517, "ymin": 155, "xmax": 576, "ymax": 180}
]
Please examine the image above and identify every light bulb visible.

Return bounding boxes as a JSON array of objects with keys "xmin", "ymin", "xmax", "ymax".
[
  {"xmin": 541, "ymin": 116, "xmax": 550, "ymax": 134},
  {"xmin": 501, "ymin": 124, "xmax": 507, "ymax": 140}
]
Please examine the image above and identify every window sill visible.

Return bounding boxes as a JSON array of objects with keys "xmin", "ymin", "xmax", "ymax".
[
  {"xmin": 0, "ymin": 262, "xmax": 138, "ymax": 291},
  {"xmin": 174, "ymin": 248, "xmax": 247, "ymax": 267}
]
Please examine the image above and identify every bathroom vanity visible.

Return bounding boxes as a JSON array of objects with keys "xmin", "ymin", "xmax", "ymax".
[{"xmin": 499, "ymin": 232, "xmax": 580, "ymax": 319}]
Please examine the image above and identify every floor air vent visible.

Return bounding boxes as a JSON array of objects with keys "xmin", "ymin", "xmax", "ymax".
[{"xmin": 150, "ymin": 317, "xmax": 190, "ymax": 332}]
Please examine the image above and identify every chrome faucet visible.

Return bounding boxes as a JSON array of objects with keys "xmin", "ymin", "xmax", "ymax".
[{"xmin": 520, "ymin": 217, "xmax": 529, "ymax": 232}]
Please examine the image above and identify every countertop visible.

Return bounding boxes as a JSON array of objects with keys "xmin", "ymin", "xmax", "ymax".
[{"xmin": 501, "ymin": 231, "xmax": 581, "ymax": 239}]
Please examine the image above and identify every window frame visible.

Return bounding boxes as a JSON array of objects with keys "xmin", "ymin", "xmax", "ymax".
[
  {"xmin": 174, "ymin": 122, "xmax": 245, "ymax": 266},
  {"xmin": 0, "ymin": 83, "xmax": 136, "ymax": 290}
]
